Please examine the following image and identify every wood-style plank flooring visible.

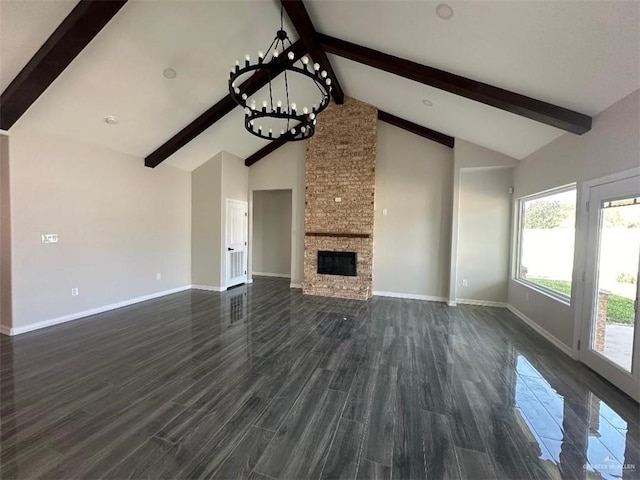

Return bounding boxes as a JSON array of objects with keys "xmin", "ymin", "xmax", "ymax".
[{"xmin": 1, "ymin": 277, "xmax": 639, "ymax": 479}]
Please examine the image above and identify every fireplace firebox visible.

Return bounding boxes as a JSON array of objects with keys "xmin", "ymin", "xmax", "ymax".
[{"xmin": 317, "ymin": 251, "xmax": 357, "ymax": 276}]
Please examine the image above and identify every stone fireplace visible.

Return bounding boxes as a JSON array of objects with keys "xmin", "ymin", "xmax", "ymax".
[{"xmin": 303, "ymin": 97, "xmax": 377, "ymax": 300}]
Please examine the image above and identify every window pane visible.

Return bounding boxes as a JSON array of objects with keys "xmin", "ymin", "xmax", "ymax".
[{"xmin": 519, "ymin": 189, "xmax": 577, "ymax": 299}]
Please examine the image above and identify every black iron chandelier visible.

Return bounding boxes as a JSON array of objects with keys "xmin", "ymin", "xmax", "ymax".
[{"xmin": 228, "ymin": 11, "xmax": 331, "ymax": 142}]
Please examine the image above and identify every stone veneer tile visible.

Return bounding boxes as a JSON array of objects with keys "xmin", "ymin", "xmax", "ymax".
[{"xmin": 303, "ymin": 97, "xmax": 377, "ymax": 300}]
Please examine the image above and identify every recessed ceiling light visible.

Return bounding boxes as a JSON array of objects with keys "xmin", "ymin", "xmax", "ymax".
[
  {"xmin": 104, "ymin": 115, "xmax": 118, "ymax": 125},
  {"xmin": 436, "ymin": 4, "xmax": 454, "ymax": 20},
  {"xmin": 163, "ymin": 68, "xmax": 177, "ymax": 79},
  {"xmin": 422, "ymin": 99, "xmax": 433, "ymax": 107}
]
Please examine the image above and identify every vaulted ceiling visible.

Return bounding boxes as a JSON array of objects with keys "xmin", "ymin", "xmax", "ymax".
[{"xmin": 1, "ymin": 0, "xmax": 638, "ymax": 171}]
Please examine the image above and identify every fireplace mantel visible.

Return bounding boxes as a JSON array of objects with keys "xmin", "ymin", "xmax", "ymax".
[{"xmin": 305, "ymin": 232, "xmax": 370, "ymax": 239}]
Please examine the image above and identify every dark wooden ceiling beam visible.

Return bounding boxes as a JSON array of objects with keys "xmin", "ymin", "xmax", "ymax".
[
  {"xmin": 282, "ymin": 0, "xmax": 344, "ymax": 104},
  {"xmin": 378, "ymin": 110, "xmax": 454, "ymax": 148},
  {"xmin": 0, "ymin": 0, "xmax": 128, "ymax": 131},
  {"xmin": 246, "ymin": 110, "xmax": 454, "ymax": 167},
  {"xmin": 145, "ymin": 40, "xmax": 305, "ymax": 168},
  {"xmin": 317, "ymin": 34, "xmax": 592, "ymax": 135},
  {"xmin": 245, "ymin": 141, "xmax": 287, "ymax": 167}
]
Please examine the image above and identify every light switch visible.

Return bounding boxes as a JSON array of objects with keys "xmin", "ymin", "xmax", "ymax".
[{"xmin": 42, "ymin": 234, "xmax": 59, "ymax": 244}]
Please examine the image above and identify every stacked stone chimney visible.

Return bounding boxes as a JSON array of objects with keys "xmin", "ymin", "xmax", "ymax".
[{"xmin": 303, "ymin": 97, "xmax": 377, "ymax": 300}]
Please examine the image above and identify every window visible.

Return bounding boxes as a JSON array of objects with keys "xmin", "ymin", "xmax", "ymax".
[{"xmin": 516, "ymin": 186, "xmax": 577, "ymax": 301}]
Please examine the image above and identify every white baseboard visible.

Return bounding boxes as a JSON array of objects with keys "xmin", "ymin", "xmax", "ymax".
[
  {"xmin": 191, "ymin": 284, "xmax": 226, "ymax": 292},
  {"xmin": 456, "ymin": 298, "xmax": 507, "ymax": 308},
  {"xmin": 447, "ymin": 300, "xmax": 457, "ymax": 307},
  {"xmin": 506, "ymin": 304, "xmax": 576, "ymax": 359},
  {"xmin": 7, "ymin": 286, "xmax": 192, "ymax": 336},
  {"xmin": 252, "ymin": 272, "xmax": 291, "ymax": 279},
  {"xmin": 290, "ymin": 283, "xmax": 302, "ymax": 289},
  {"xmin": 246, "ymin": 279, "xmax": 254, "ymax": 284},
  {"xmin": 0, "ymin": 325, "xmax": 11, "ymax": 336},
  {"xmin": 373, "ymin": 291, "xmax": 447, "ymax": 303}
]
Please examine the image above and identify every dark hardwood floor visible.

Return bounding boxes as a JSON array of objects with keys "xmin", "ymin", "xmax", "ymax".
[{"xmin": 1, "ymin": 276, "xmax": 638, "ymax": 479}]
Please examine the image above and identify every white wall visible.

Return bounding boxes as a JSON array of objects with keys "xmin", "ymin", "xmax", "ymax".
[
  {"xmin": 248, "ymin": 141, "xmax": 305, "ymax": 285},
  {"xmin": 252, "ymin": 190, "xmax": 292, "ymax": 277},
  {"xmin": 457, "ymin": 168, "xmax": 513, "ymax": 303},
  {"xmin": 221, "ymin": 152, "xmax": 249, "ymax": 285},
  {"xmin": 373, "ymin": 121, "xmax": 454, "ymax": 299},
  {"xmin": 449, "ymin": 139, "xmax": 518, "ymax": 304},
  {"xmin": 509, "ymin": 89, "xmax": 640, "ymax": 349},
  {"xmin": 192, "ymin": 151, "xmax": 248, "ymax": 289},
  {"xmin": 8, "ymin": 126, "xmax": 191, "ymax": 331},
  {"xmin": 0, "ymin": 134, "xmax": 11, "ymax": 332},
  {"xmin": 191, "ymin": 152, "xmax": 223, "ymax": 288}
]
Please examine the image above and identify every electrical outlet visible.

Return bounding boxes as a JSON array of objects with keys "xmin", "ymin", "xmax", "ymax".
[
  {"xmin": 462, "ymin": 279, "xmax": 468, "ymax": 287},
  {"xmin": 334, "ymin": 197, "xmax": 342, "ymax": 202},
  {"xmin": 382, "ymin": 208, "xmax": 388, "ymax": 216},
  {"xmin": 156, "ymin": 273, "xmax": 161, "ymax": 280},
  {"xmin": 71, "ymin": 288, "xmax": 79, "ymax": 296}
]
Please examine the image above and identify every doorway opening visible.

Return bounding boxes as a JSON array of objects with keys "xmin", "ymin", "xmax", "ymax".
[{"xmin": 252, "ymin": 190, "xmax": 293, "ymax": 280}]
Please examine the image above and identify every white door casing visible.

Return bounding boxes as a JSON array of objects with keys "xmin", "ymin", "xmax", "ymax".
[{"xmin": 225, "ymin": 199, "xmax": 248, "ymax": 288}]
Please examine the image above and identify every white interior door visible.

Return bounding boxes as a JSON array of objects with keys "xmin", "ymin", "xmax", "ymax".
[
  {"xmin": 225, "ymin": 199, "xmax": 248, "ymax": 288},
  {"xmin": 579, "ymin": 175, "xmax": 640, "ymax": 402}
]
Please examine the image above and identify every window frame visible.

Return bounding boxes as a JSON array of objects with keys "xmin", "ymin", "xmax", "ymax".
[{"xmin": 514, "ymin": 184, "xmax": 577, "ymax": 305}]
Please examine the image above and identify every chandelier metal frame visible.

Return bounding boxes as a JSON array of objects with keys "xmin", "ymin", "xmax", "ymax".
[{"xmin": 228, "ymin": 12, "xmax": 332, "ymax": 142}]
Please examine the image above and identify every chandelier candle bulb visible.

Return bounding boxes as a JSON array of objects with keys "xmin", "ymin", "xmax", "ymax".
[
  {"xmin": 288, "ymin": 51, "xmax": 294, "ymax": 60},
  {"xmin": 273, "ymin": 49, "xmax": 279, "ymax": 58},
  {"xmin": 321, "ymin": 70, "xmax": 327, "ymax": 78},
  {"xmin": 303, "ymin": 107, "xmax": 308, "ymax": 114},
  {"xmin": 302, "ymin": 56, "xmax": 309, "ymax": 65},
  {"xmin": 314, "ymin": 63, "xmax": 320, "ymax": 71}
]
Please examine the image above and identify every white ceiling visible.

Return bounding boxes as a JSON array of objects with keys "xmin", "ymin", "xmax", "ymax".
[{"xmin": 1, "ymin": 0, "xmax": 639, "ymax": 170}]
